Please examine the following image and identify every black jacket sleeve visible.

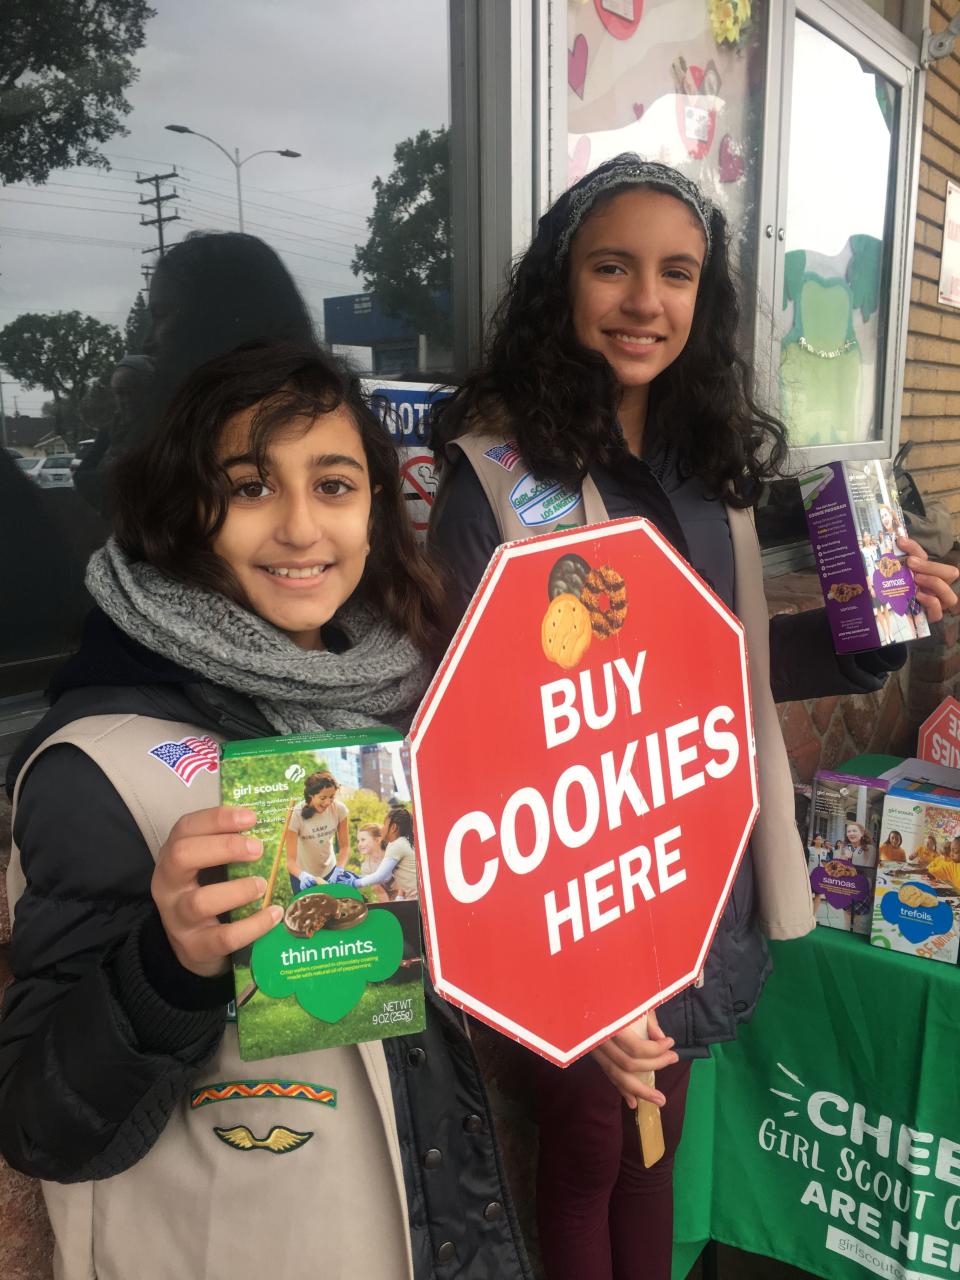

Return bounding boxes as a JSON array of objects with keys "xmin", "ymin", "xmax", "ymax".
[
  {"xmin": 428, "ymin": 459, "xmax": 503, "ymax": 621},
  {"xmin": 0, "ymin": 745, "xmax": 231, "ymax": 1183},
  {"xmin": 769, "ymin": 609, "xmax": 907, "ymax": 703}
]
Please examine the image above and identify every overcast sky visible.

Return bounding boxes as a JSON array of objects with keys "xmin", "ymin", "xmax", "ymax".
[{"xmin": 0, "ymin": 0, "xmax": 449, "ymax": 415}]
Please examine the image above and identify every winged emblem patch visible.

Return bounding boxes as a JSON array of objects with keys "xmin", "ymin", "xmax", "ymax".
[{"xmin": 213, "ymin": 1125, "xmax": 313, "ymax": 1154}]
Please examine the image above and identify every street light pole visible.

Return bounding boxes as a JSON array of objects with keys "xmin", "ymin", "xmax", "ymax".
[{"xmin": 164, "ymin": 125, "xmax": 301, "ymax": 233}]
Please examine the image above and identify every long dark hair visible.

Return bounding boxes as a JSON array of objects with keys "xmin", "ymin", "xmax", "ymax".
[
  {"xmin": 431, "ymin": 165, "xmax": 787, "ymax": 506},
  {"xmin": 302, "ymin": 770, "xmax": 338, "ymax": 819},
  {"xmin": 113, "ymin": 340, "xmax": 444, "ymax": 650}
]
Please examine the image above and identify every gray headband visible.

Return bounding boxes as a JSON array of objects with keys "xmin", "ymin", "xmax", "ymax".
[{"xmin": 555, "ymin": 156, "xmax": 714, "ymax": 261}]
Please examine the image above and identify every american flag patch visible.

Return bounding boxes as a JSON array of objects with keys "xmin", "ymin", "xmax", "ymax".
[
  {"xmin": 149, "ymin": 736, "xmax": 220, "ymax": 785},
  {"xmin": 484, "ymin": 440, "xmax": 522, "ymax": 470}
]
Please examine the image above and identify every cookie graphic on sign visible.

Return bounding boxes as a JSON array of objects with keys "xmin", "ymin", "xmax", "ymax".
[{"xmin": 541, "ymin": 594, "xmax": 592, "ymax": 669}]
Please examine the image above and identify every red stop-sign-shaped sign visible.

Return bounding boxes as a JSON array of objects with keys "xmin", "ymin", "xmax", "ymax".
[
  {"xmin": 410, "ymin": 519, "xmax": 758, "ymax": 1066},
  {"xmin": 918, "ymin": 696, "xmax": 960, "ymax": 770}
]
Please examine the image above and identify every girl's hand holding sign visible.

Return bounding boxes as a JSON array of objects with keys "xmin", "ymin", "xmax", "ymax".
[{"xmin": 590, "ymin": 1010, "xmax": 678, "ymax": 1109}]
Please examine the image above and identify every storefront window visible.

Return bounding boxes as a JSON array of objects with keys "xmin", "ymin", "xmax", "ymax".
[
  {"xmin": 777, "ymin": 17, "xmax": 899, "ymax": 449},
  {"xmin": 565, "ymin": 0, "xmax": 768, "ymax": 339},
  {"xmin": 0, "ymin": 2, "xmax": 453, "ymax": 705}
]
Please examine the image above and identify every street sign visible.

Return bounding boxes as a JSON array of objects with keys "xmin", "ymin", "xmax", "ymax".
[
  {"xmin": 917, "ymin": 695, "xmax": 960, "ymax": 770},
  {"xmin": 410, "ymin": 519, "xmax": 758, "ymax": 1066}
]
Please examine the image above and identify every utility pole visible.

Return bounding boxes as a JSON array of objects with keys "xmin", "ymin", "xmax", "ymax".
[{"xmin": 136, "ymin": 170, "xmax": 180, "ymax": 258}]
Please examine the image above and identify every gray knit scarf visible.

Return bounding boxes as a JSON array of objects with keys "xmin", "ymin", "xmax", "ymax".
[{"xmin": 86, "ymin": 538, "xmax": 431, "ymax": 735}]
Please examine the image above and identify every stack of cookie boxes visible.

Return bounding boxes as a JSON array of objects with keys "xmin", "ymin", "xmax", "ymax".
[{"xmin": 872, "ymin": 780, "xmax": 960, "ymax": 965}]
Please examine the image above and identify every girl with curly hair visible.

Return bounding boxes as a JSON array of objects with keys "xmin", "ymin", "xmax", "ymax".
[
  {"xmin": 1, "ymin": 341, "xmax": 531, "ymax": 1280},
  {"xmin": 428, "ymin": 154, "xmax": 959, "ymax": 1280}
]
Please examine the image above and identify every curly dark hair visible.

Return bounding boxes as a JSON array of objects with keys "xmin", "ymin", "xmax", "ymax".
[
  {"xmin": 431, "ymin": 160, "xmax": 787, "ymax": 506},
  {"xmin": 383, "ymin": 806, "xmax": 414, "ymax": 844},
  {"xmin": 112, "ymin": 340, "xmax": 444, "ymax": 652}
]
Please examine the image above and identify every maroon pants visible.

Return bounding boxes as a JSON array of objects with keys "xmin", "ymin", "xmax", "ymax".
[{"xmin": 535, "ymin": 1053, "xmax": 692, "ymax": 1280}]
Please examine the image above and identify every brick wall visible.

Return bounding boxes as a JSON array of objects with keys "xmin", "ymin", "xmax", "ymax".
[{"xmin": 902, "ymin": 0, "xmax": 960, "ymax": 523}]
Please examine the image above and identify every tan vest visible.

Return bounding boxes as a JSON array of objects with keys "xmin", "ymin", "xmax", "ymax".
[
  {"xmin": 8, "ymin": 714, "xmax": 414, "ymax": 1280},
  {"xmin": 452, "ymin": 431, "xmax": 816, "ymax": 943}
]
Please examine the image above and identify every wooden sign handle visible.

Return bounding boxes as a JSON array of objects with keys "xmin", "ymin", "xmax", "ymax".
[{"xmin": 633, "ymin": 1014, "xmax": 665, "ymax": 1168}]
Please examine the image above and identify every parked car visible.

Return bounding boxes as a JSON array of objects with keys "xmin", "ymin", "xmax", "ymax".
[
  {"xmin": 3, "ymin": 446, "xmax": 23, "ymax": 460},
  {"xmin": 70, "ymin": 439, "xmax": 98, "ymax": 474},
  {"xmin": 16, "ymin": 454, "xmax": 75, "ymax": 488}
]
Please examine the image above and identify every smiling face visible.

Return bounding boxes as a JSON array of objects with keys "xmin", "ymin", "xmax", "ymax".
[
  {"xmin": 846, "ymin": 823, "xmax": 864, "ymax": 847},
  {"xmin": 211, "ymin": 404, "xmax": 372, "ymax": 649},
  {"xmin": 357, "ymin": 829, "xmax": 379, "ymax": 858},
  {"xmin": 307, "ymin": 785, "xmax": 337, "ymax": 814},
  {"xmin": 568, "ymin": 187, "xmax": 706, "ymax": 432}
]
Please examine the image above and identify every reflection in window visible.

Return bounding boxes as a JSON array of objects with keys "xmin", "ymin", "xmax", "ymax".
[
  {"xmin": 0, "ymin": 1, "xmax": 451, "ymax": 699},
  {"xmin": 778, "ymin": 19, "xmax": 897, "ymax": 448}
]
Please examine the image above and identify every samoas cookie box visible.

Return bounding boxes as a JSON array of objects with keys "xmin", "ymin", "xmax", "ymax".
[{"xmin": 800, "ymin": 460, "xmax": 929, "ymax": 655}]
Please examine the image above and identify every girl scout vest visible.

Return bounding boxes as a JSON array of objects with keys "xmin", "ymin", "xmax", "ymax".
[
  {"xmin": 451, "ymin": 431, "xmax": 816, "ymax": 944},
  {"xmin": 8, "ymin": 714, "xmax": 414, "ymax": 1280}
]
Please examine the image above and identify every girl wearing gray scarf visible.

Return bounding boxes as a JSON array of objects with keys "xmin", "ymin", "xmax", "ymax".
[
  {"xmin": 87, "ymin": 340, "xmax": 443, "ymax": 977},
  {"xmin": 0, "ymin": 344, "xmax": 539, "ymax": 1280}
]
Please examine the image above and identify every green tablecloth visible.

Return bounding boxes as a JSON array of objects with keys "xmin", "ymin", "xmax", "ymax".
[{"xmin": 672, "ymin": 928, "xmax": 960, "ymax": 1280}]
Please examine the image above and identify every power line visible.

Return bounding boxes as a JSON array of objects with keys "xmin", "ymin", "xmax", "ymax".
[
  {"xmin": 178, "ymin": 190, "xmax": 353, "ymax": 237},
  {"xmin": 106, "ymin": 154, "xmax": 372, "ymax": 220},
  {"xmin": 83, "ymin": 154, "xmax": 376, "ymax": 224},
  {"xmin": 1, "ymin": 197, "xmax": 143, "ymax": 217},
  {"xmin": 178, "ymin": 198, "xmax": 358, "ymax": 259},
  {"xmin": 176, "ymin": 217, "xmax": 359, "ymax": 279},
  {"xmin": 178, "ymin": 181, "xmax": 366, "ymax": 237},
  {"xmin": 6, "ymin": 179, "xmax": 139, "ymax": 200},
  {"xmin": 0, "ymin": 224, "xmax": 144, "ymax": 250}
]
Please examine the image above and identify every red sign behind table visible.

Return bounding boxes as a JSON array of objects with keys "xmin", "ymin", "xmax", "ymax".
[
  {"xmin": 918, "ymin": 695, "xmax": 960, "ymax": 770},
  {"xmin": 410, "ymin": 519, "xmax": 759, "ymax": 1066}
]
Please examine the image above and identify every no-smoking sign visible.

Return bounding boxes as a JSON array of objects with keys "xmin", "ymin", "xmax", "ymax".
[{"xmin": 399, "ymin": 450, "xmax": 437, "ymax": 533}]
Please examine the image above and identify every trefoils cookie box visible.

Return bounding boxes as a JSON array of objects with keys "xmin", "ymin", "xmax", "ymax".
[
  {"xmin": 871, "ymin": 779, "xmax": 960, "ymax": 964},
  {"xmin": 222, "ymin": 729, "xmax": 425, "ymax": 1061},
  {"xmin": 800, "ymin": 459, "xmax": 930, "ymax": 655}
]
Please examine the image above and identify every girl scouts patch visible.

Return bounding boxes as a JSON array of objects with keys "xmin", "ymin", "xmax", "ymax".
[{"xmin": 508, "ymin": 473, "xmax": 580, "ymax": 527}]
